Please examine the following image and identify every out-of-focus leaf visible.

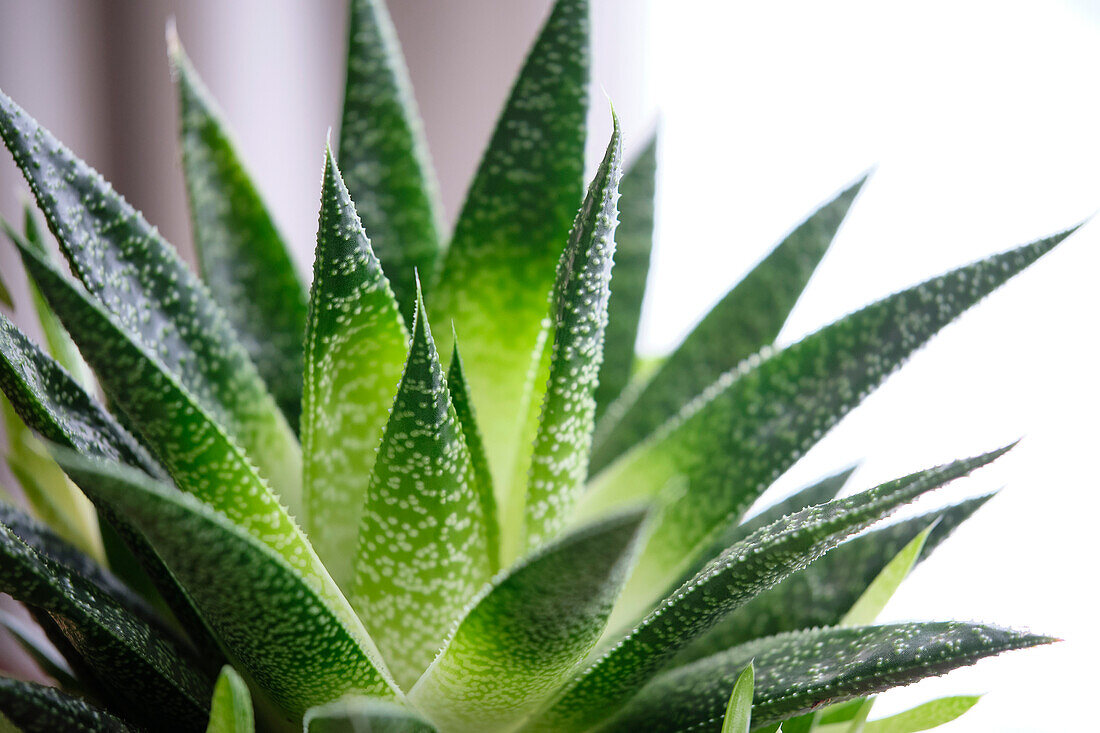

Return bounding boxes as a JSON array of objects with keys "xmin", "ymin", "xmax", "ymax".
[
  {"xmin": 305, "ymin": 698, "xmax": 437, "ymax": 733},
  {"xmin": 0, "ymin": 608, "xmax": 78, "ymax": 690},
  {"xmin": 721, "ymin": 661, "xmax": 753, "ymax": 733},
  {"xmin": 205, "ymin": 666, "xmax": 253, "ymax": 733},
  {"xmin": 863, "ymin": 695, "xmax": 980, "ymax": 733},
  {"xmin": 0, "ymin": 677, "xmax": 133, "ymax": 733},
  {"xmin": 840, "ymin": 524, "xmax": 934, "ymax": 627}
]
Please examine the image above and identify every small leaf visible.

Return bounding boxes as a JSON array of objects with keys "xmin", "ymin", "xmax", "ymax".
[
  {"xmin": 0, "ymin": 272, "xmax": 11, "ymax": 309},
  {"xmin": 578, "ymin": 228, "xmax": 1075, "ymax": 616},
  {"xmin": 840, "ymin": 524, "xmax": 934, "ymax": 627},
  {"xmin": 864, "ymin": 695, "xmax": 980, "ymax": 733},
  {"xmin": 602, "ymin": 624, "xmax": 1046, "ymax": 732},
  {"xmin": 338, "ymin": 0, "xmax": 443, "ymax": 322},
  {"xmin": 529, "ymin": 447, "xmax": 1008, "ymax": 733},
  {"xmin": 52, "ymin": 450, "xmax": 398, "ymax": 718},
  {"xmin": 205, "ymin": 666, "xmax": 254, "ymax": 733},
  {"xmin": 523, "ymin": 115, "xmax": 623, "ymax": 553},
  {"xmin": 721, "ymin": 662, "xmax": 754, "ymax": 733},
  {"xmin": 0, "ymin": 608, "xmax": 78, "ymax": 690},
  {"xmin": 411, "ymin": 509, "xmax": 647, "ymax": 733},
  {"xmin": 352, "ymin": 290, "xmax": 492, "ymax": 688},
  {"xmin": 301, "ymin": 148, "xmax": 408, "ymax": 587},
  {"xmin": 0, "ymin": 89, "xmax": 301, "ymax": 515},
  {"xmin": 0, "ymin": 677, "xmax": 133, "ymax": 733},
  {"xmin": 430, "ymin": 0, "xmax": 590, "ymax": 509},
  {"xmin": 591, "ymin": 176, "xmax": 867, "ymax": 472},
  {"xmin": 595, "ymin": 133, "xmax": 658, "ymax": 418},
  {"xmin": 305, "ymin": 698, "xmax": 437, "ymax": 733},
  {"xmin": 170, "ymin": 30, "xmax": 309, "ymax": 432}
]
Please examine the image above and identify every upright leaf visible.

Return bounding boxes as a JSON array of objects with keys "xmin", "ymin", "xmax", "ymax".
[
  {"xmin": 529, "ymin": 448, "xmax": 1008, "ymax": 733},
  {"xmin": 594, "ymin": 133, "xmax": 658, "ymax": 418},
  {"xmin": 53, "ymin": 451, "xmax": 398, "ymax": 718},
  {"xmin": 591, "ymin": 176, "xmax": 866, "ymax": 471},
  {"xmin": 170, "ymin": 30, "xmax": 309, "ymax": 432},
  {"xmin": 0, "ymin": 678, "xmax": 133, "ymax": 733},
  {"xmin": 721, "ymin": 662, "xmax": 754, "ymax": 733},
  {"xmin": 523, "ymin": 116, "xmax": 623, "ymax": 553},
  {"xmin": 840, "ymin": 523, "xmax": 934, "ymax": 627},
  {"xmin": 578, "ymin": 228, "xmax": 1075, "ymax": 614},
  {"xmin": 306, "ymin": 698, "xmax": 437, "ymax": 733},
  {"xmin": 205, "ymin": 666, "xmax": 254, "ymax": 733},
  {"xmin": 338, "ymin": 0, "xmax": 443, "ymax": 321},
  {"xmin": 410, "ymin": 510, "xmax": 646, "ymax": 733},
  {"xmin": 602, "ymin": 624, "xmax": 1050, "ymax": 732},
  {"xmin": 353, "ymin": 292, "xmax": 492, "ymax": 688},
  {"xmin": 302, "ymin": 148, "xmax": 408, "ymax": 587},
  {"xmin": 431, "ymin": 0, "xmax": 589, "ymax": 507},
  {"xmin": 0, "ymin": 89, "xmax": 302, "ymax": 514}
]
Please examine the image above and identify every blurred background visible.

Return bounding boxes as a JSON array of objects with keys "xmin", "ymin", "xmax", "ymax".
[{"xmin": 1, "ymin": 1, "xmax": 1097, "ymax": 730}]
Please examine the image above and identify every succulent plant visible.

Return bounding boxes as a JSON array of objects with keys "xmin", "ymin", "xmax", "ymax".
[{"xmin": 0, "ymin": 0, "xmax": 1071, "ymax": 731}]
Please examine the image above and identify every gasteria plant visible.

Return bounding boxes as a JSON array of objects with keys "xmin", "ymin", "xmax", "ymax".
[{"xmin": 0, "ymin": 0, "xmax": 1072, "ymax": 731}]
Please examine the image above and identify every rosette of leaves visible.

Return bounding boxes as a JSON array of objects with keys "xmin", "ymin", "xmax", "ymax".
[{"xmin": 0, "ymin": 1, "xmax": 1070, "ymax": 731}]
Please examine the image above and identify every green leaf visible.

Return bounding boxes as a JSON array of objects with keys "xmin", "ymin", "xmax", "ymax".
[
  {"xmin": 0, "ymin": 519, "xmax": 212, "ymax": 730},
  {"xmin": 0, "ymin": 272, "xmax": 11, "ymax": 309},
  {"xmin": 170, "ymin": 30, "xmax": 308, "ymax": 433},
  {"xmin": 673, "ymin": 493, "xmax": 994, "ymax": 667},
  {"xmin": 352, "ymin": 290, "xmax": 492, "ymax": 688},
  {"xmin": 577, "ymin": 227, "xmax": 1075, "ymax": 618},
  {"xmin": 840, "ymin": 524, "xmax": 934, "ymax": 627},
  {"xmin": 0, "ymin": 89, "xmax": 302, "ymax": 516},
  {"xmin": 448, "ymin": 340, "xmax": 500, "ymax": 573},
  {"xmin": 863, "ymin": 695, "xmax": 980, "ymax": 733},
  {"xmin": 410, "ymin": 509, "xmax": 647, "ymax": 733},
  {"xmin": 0, "ymin": 677, "xmax": 133, "ymax": 733},
  {"xmin": 430, "ymin": 0, "xmax": 590, "ymax": 514},
  {"xmin": 601, "ymin": 623, "xmax": 1046, "ymax": 732},
  {"xmin": 522, "ymin": 115, "xmax": 623, "ymax": 554},
  {"xmin": 528, "ymin": 447, "xmax": 1009, "ymax": 733},
  {"xmin": 721, "ymin": 662, "xmax": 754, "ymax": 733},
  {"xmin": 0, "ymin": 608, "xmax": 79, "ymax": 690},
  {"xmin": 594, "ymin": 133, "xmax": 658, "ymax": 419},
  {"xmin": 591, "ymin": 176, "xmax": 866, "ymax": 473},
  {"xmin": 338, "ymin": 0, "xmax": 443, "ymax": 322},
  {"xmin": 205, "ymin": 666, "xmax": 254, "ymax": 733},
  {"xmin": 845, "ymin": 698, "xmax": 876, "ymax": 733},
  {"xmin": 52, "ymin": 450, "xmax": 398, "ymax": 719},
  {"xmin": 305, "ymin": 698, "xmax": 437, "ymax": 733},
  {"xmin": 301, "ymin": 148, "xmax": 408, "ymax": 587}
]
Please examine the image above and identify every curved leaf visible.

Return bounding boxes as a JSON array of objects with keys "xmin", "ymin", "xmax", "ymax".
[
  {"xmin": 338, "ymin": 0, "xmax": 442, "ymax": 321},
  {"xmin": 301, "ymin": 148, "xmax": 408, "ymax": 587},
  {"xmin": 305, "ymin": 698, "xmax": 436, "ymax": 733},
  {"xmin": 170, "ymin": 30, "xmax": 308, "ymax": 432},
  {"xmin": 52, "ymin": 450, "xmax": 397, "ymax": 719},
  {"xmin": 863, "ymin": 695, "xmax": 980, "ymax": 733},
  {"xmin": 0, "ymin": 677, "xmax": 133, "ymax": 733},
  {"xmin": 0, "ymin": 608, "xmax": 78, "ymax": 689},
  {"xmin": 205, "ymin": 666, "xmax": 254, "ymax": 733},
  {"xmin": 721, "ymin": 662, "xmax": 754, "ymax": 733},
  {"xmin": 591, "ymin": 175, "xmax": 866, "ymax": 472},
  {"xmin": 523, "ymin": 116, "xmax": 623, "ymax": 553},
  {"xmin": 602, "ymin": 623, "xmax": 1050, "ymax": 732},
  {"xmin": 411, "ymin": 509, "xmax": 646, "ymax": 733},
  {"xmin": 352, "ymin": 292, "xmax": 492, "ymax": 688}
]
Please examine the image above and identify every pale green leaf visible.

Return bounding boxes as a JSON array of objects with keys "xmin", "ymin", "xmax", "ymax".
[
  {"xmin": 305, "ymin": 698, "xmax": 437, "ymax": 733},
  {"xmin": 0, "ymin": 677, "xmax": 133, "ymax": 733},
  {"xmin": 206, "ymin": 666, "xmax": 254, "ymax": 733},
  {"xmin": 721, "ymin": 661, "xmax": 754, "ymax": 733},
  {"xmin": 302, "ymin": 147, "xmax": 408, "ymax": 587},
  {"xmin": 338, "ymin": 0, "xmax": 443, "ymax": 322},
  {"xmin": 840, "ymin": 524, "xmax": 934, "ymax": 627},
  {"xmin": 170, "ymin": 30, "xmax": 309, "ymax": 432},
  {"xmin": 864, "ymin": 695, "xmax": 980, "ymax": 733},
  {"xmin": 411, "ymin": 509, "xmax": 646, "ymax": 733}
]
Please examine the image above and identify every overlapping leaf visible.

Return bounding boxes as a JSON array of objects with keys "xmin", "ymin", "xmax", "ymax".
[
  {"xmin": 0, "ymin": 608, "xmax": 78, "ymax": 689},
  {"xmin": 338, "ymin": 0, "xmax": 443, "ymax": 321},
  {"xmin": 53, "ymin": 450, "xmax": 397, "ymax": 718},
  {"xmin": 170, "ymin": 30, "xmax": 309, "ymax": 431},
  {"xmin": 301, "ymin": 148, "xmax": 408, "ymax": 587},
  {"xmin": 523, "ymin": 117, "xmax": 623, "ymax": 553},
  {"xmin": 591, "ymin": 176, "xmax": 866, "ymax": 472},
  {"xmin": 721, "ymin": 662, "xmax": 754, "ymax": 733},
  {"xmin": 431, "ymin": 0, "xmax": 590, "ymax": 513},
  {"xmin": 352, "ymin": 292, "xmax": 492, "ymax": 688},
  {"xmin": 305, "ymin": 698, "xmax": 437, "ymax": 733},
  {"xmin": 0, "ymin": 89, "xmax": 302, "ymax": 513},
  {"xmin": 602, "ymin": 623, "xmax": 1050, "ymax": 732},
  {"xmin": 577, "ymin": 228, "xmax": 1075, "ymax": 617},
  {"xmin": 529, "ymin": 447, "xmax": 1008, "ymax": 733},
  {"xmin": 0, "ymin": 677, "xmax": 133, "ymax": 733},
  {"xmin": 205, "ymin": 666, "xmax": 254, "ymax": 733},
  {"xmin": 594, "ymin": 133, "xmax": 658, "ymax": 418},
  {"xmin": 411, "ymin": 509, "xmax": 645, "ymax": 732}
]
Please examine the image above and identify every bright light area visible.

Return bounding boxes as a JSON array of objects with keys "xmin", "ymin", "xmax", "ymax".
[{"xmin": 641, "ymin": 1, "xmax": 1100, "ymax": 729}]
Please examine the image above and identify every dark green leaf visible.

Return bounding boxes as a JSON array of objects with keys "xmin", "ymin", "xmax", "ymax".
[
  {"xmin": 306, "ymin": 698, "xmax": 436, "ymax": 733},
  {"xmin": 0, "ymin": 677, "xmax": 133, "ymax": 733},
  {"xmin": 411, "ymin": 510, "xmax": 647, "ymax": 733},
  {"xmin": 594, "ymin": 133, "xmax": 658, "ymax": 418},
  {"xmin": 601, "ymin": 623, "xmax": 1051, "ymax": 732},
  {"xmin": 0, "ymin": 608, "xmax": 78, "ymax": 690},
  {"xmin": 205, "ymin": 666, "xmax": 253, "ymax": 733},
  {"xmin": 529, "ymin": 447, "xmax": 1008, "ymax": 733},
  {"xmin": 301, "ymin": 148, "xmax": 408, "ymax": 587},
  {"xmin": 591, "ymin": 176, "xmax": 866, "ymax": 472},
  {"xmin": 338, "ymin": 0, "xmax": 443, "ymax": 322},
  {"xmin": 170, "ymin": 30, "xmax": 308, "ymax": 432},
  {"xmin": 352, "ymin": 291, "xmax": 492, "ymax": 688},
  {"xmin": 523, "ymin": 116, "xmax": 623, "ymax": 554}
]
